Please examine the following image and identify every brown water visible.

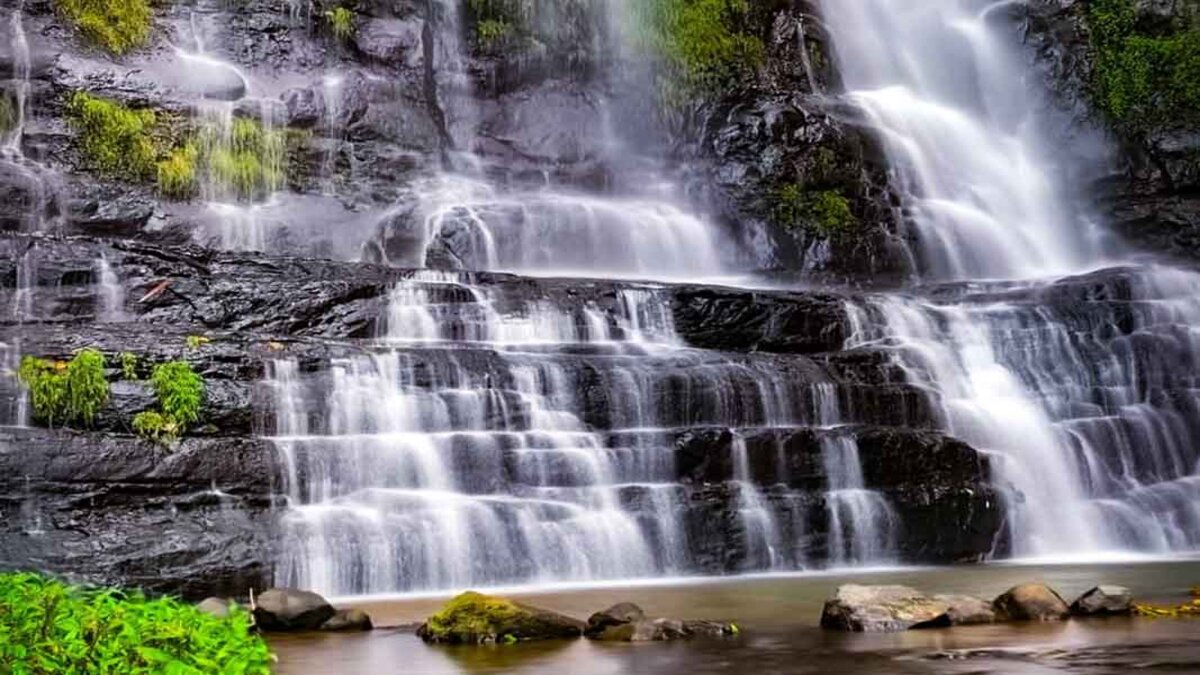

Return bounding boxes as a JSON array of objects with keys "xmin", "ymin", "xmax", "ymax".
[{"xmin": 270, "ymin": 559, "xmax": 1200, "ymax": 674}]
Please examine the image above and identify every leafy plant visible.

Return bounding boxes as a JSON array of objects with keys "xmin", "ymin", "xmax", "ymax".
[
  {"xmin": 198, "ymin": 118, "xmax": 285, "ymax": 201},
  {"xmin": 0, "ymin": 572, "xmax": 271, "ymax": 673},
  {"xmin": 185, "ymin": 335, "xmax": 212, "ymax": 351},
  {"xmin": 325, "ymin": 6, "xmax": 355, "ymax": 40},
  {"xmin": 476, "ymin": 19, "xmax": 512, "ymax": 48},
  {"xmin": 119, "ymin": 352, "xmax": 139, "ymax": 380},
  {"xmin": 632, "ymin": 0, "xmax": 764, "ymax": 96},
  {"xmin": 55, "ymin": 0, "xmax": 154, "ymax": 55},
  {"xmin": 156, "ymin": 142, "xmax": 199, "ymax": 199},
  {"xmin": 132, "ymin": 410, "xmax": 181, "ymax": 443},
  {"xmin": 776, "ymin": 185, "xmax": 857, "ymax": 237},
  {"xmin": 17, "ymin": 349, "xmax": 110, "ymax": 428},
  {"xmin": 0, "ymin": 94, "xmax": 15, "ymax": 136},
  {"xmin": 67, "ymin": 93, "xmax": 157, "ymax": 179},
  {"xmin": 149, "ymin": 361, "xmax": 204, "ymax": 427}
]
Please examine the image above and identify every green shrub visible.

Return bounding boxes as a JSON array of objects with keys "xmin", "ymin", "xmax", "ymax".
[
  {"xmin": 149, "ymin": 361, "xmax": 205, "ymax": 427},
  {"xmin": 476, "ymin": 19, "xmax": 512, "ymax": 48},
  {"xmin": 1088, "ymin": 0, "xmax": 1200, "ymax": 132},
  {"xmin": 67, "ymin": 93, "xmax": 157, "ymax": 179},
  {"xmin": 0, "ymin": 94, "xmax": 15, "ymax": 135},
  {"xmin": 325, "ymin": 6, "xmax": 355, "ymax": 40},
  {"xmin": 17, "ymin": 349, "xmax": 110, "ymax": 428},
  {"xmin": 119, "ymin": 352, "xmax": 139, "ymax": 380},
  {"xmin": 776, "ymin": 185, "xmax": 857, "ymax": 237},
  {"xmin": 132, "ymin": 410, "xmax": 182, "ymax": 444},
  {"xmin": 156, "ymin": 142, "xmax": 199, "ymax": 199},
  {"xmin": 56, "ymin": 0, "xmax": 154, "ymax": 55},
  {"xmin": 632, "ymin": 0, "xmax": 764, "ymax": 95},
  {"xmin": 0, "ymin": 572, "xmax": 271, "ymax": 673}
]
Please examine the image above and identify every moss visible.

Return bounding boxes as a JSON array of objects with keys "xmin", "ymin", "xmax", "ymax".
[
  {"xmin": 17, "ymin": 349, "xmax": 110, "ymax": 428},
  {"xmin": 325, "ymin": 6, "xmax": 355, "ymax": 40},
  {"xmin": 776, "ymin": 185, "xmax": 857, "ymax": 237},
  {"xmin": 423, "ymin": 592, "xmax": 526, "ymax": 643},
  {"xmin": 67, "ymin": 92, "xmax": 158, "ymax": 179},
  {"xmin": 156, "ymin": 142, "xmax": 199, "ymax": 199},
  {"xmin": 199, "ymin": 117, "xmax": 285, "ymax": 201},
  {"xmin": 632, "ymin": 0, "xmax": 764, "ymax": 95},
  {"xmin": 476, "ymin": 19, "xmax": 512, "ymax": 49},
  {"xmin": 0, "ymin": 93, "xmax": 15, "ymax": 136},
  {"xmin": 56, "ymin": 0, "xmax": 153, "ymax": 55},
  {"xmin": 1087, "ymin": 0, "xmax": 1200, "ymax": 132}
]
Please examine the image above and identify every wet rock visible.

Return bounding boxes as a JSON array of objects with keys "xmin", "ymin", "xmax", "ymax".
[
  {"xmin": 1070, "ymin": 585, "xmax": 1134, "ymax": 617},
  {"xmin": 416, "ymin": 591, "xmax": 585, "ymax": 644},
  {"xmin": 913, "ymin": 595, "xmax": 997, "ymax": 627},
  {"xmin": 993, "ymin": 584, "xmax": 1070, "ymax": 622},
  {"xmin": 820, "ymin": 585, "xmax": 950, "ymax": 632},
  {"xmin": 353, "ymin": 18, "xmax": 423, "ymax": 67},
  {"xmin": 584, "ymin": 602, "xmax": 646, "ymax": 637},
  {"xmin": 320, "ymin": 608, "xmax": 374, "ymax": 632},
  {"xmin": 253, "ymin": 588, "xmax": 337, "ymax": 632},
  {"xmin": 196, "ymin": 597, "xmax": 237, "ymax": 619}
]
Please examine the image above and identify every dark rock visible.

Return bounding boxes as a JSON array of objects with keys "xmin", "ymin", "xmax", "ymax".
[
  {"xmin": 416, "ymin": 591, "xmax": 584, "ymax": 644},
  {"xmin": 320, "ymin": 608, "xmax": 374, "ymax": 632},
  {"xmin": 913, "ymin": 595, "xmax": 997, "ymax": 627},
  {"xmin": 993, "ymin": 584, "xmax": 1070, "ymax": 622},
  {"xmin": 584, "ymin": 602, "xmax": 646, "ymax": 637},
  {"xmin": 253, "ymin": 588, "xmax": 337, "ymax": 632},
  {"xmin": 588, "ymin": 616, "xmax": 737, "ymax": 642},
  {"xmin": 1070, "ymin": 585, "xmax": 1134, "ymax": 616},
  {"xmin": 353, "ymin": 18, "xmax": 423, "ymax": 67},
  {"xmin": 820, "ymin": 585, "xmax": 950, "ymax": 632}
]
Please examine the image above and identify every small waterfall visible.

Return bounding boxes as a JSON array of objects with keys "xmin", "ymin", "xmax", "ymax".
[
  {"xmin": 1, "ymin": 1, "xmax": 30, "ymax": 157},
  {"xmin": 820, "ymin": 435, "xmax": 898, "ymax": 565},
  {"xmin": 730, "ymin": 433, "xmax": 783, "ymax": 569},
  {"xmin": 95, "ymin": 254, "xmax": 126, "ymax": 322}
]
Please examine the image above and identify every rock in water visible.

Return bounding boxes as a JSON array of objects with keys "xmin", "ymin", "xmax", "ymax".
[
  {"xmin": 195, "ymin": 597, "xmax": 235, "ymax": 619},
  {"xmin": 1070, "ymin": 586, "xmax": 1134, "ymax": 616},
  {"xmin": 912, "ymin": 595, "xmax": 997, "ymax": 628},
  {"xmin": 993, "ymin": 584, "xmax": 1070, "ymax": 622},
  {"xmin": 416, "ymin": 591, "xmax": 585, "ymax": 644},
  {"xmin": 253, "ymin": 588, "xmax": 337, "ymax": 631},
  {"xmin": 585, "ymin": 602, "xmax": 647, "ymax": 637},
  {"xmin": 320, "ymin": 608, "xmax": 374, "ymax": 632},
  {"xmin": 820, "ymin": 585, "xmax": 950, "ymax": 632}
]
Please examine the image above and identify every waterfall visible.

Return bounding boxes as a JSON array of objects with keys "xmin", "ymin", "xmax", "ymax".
[{"xmin": 95, "ymin": 255, "xmax": 126, "ymax": 323}]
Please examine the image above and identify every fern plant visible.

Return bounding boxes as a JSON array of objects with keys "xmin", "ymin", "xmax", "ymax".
[{"xmin": 17, "ymin": 349, "xmax": 110, "ymax": 427}]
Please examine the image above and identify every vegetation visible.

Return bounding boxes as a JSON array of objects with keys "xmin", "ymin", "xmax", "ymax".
[
  {"xmin": 199, "ymin": 118, "xmax": 286, "ymax": 200},
  {"xmin": 56, "ymin": 0, "xmax": 154, "ymax": 55},
  {"xmin": 422, "ymin": 592, "xmax": 525, "ymax": 643},
  {"xmin": 776, "ymin": 185, "xmax": 857, "ymax": 237},
  {"xmin": 1087, "ymin": 0, "xmax": 1200, "ymax": 132},
  {"xmin": 325, "ymin": 6, "xmax": 355, "ymax": 40},
  {"xmin": 1134, "ymin": 586, "xmax": 1200, "ymax": 618},
  {"xmin": 0, "ymin": 94, "xmax": 15, "ymax": 135},
  {"xmin": 156, "ymin": 143, "xmax": 199, "ymax": 199},
  {"xmin": 466, "ymin": 0, "xmax": 522, "ymax": 50},
  {"xmin": 135, "ymin": 360, "xmax": 204, "ymax": 444},
  {"xmin": 185, "ymin": 335, "xmax": 212, "ymax": 350},
  {"xmin": 119, "ymin": 352, "xmax": 139, "ymax": 380},
  {"xmin": 0, "ymin": 572, "xmax": 271, "ymax": 673},
  {"xmin": 131, "ymin": 410, "xmax": 182, "ymax": 444},
  {"xmin": 632, "ymin": 0, "xmax": 764, "ymax": 95},
  {"xmin": 17, "ymin": 349, "xmax": 109, "ymax": 428},
  {"xmin": 67, "ymin": 93, "xmax": 158, "ymax": 179}
]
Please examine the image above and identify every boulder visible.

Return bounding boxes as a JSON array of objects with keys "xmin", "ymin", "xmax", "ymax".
[
  {"xmin": 320, "ymin": 608, "xmax": 374, "ymax": 632},
  {"xmin": 820, "ymin": 585, "xmax": 950, "ymax": 632},
  {"xmin": 196, "ymin": 597, "xmax": 236, "ymax": 619},
  {"xmin": 993, "ymin": 584, "xmax": 1070, "ymax": 622},
  {"xmin": 1070, "ymin": 585, "xmax": 1134, "ymax": 617},
  {"xmin": 588, "ymin": 617, "xmax": 738, "ymax": 642},
  {"xmin": 912, "ymin": 594, "xmax": 996, "ymax": 628},
  {"xmin": 253, "ymin": 588, "xmax": 337, "ymax": 632},
  {"xmin": 585, "ymin": 602, "xmax": 647, "ymax": 637},
  {"xmin": 416, "ymin": 591, "xmax": 584, "ymax": 644}
]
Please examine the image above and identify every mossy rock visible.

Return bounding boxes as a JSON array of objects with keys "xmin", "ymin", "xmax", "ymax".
[{"xmin": 416, "ymin": 591, "xmax": 585, "ymax": 644}]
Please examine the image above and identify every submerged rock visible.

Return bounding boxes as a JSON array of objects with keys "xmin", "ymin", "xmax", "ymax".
[
  {"xmin": 820, "ymin": 585, "xmax": 950, "ymax": 632},
  {"xmin": 1070, "ymin": 586, "xmax": 1134, "ymax": 617},
  {"xmin": 584, "ymin": 603, "xmax": 738, "ymax": 642},
  {"xmin": 253, "ymin": 588, "xmax": 337, "ymax": 632},
  {"xmin": 993, "ymin": 584, "xmax": 1070, "ymax": 622},
  {"xmin": 320, "ymin": 608, "xmax": 374, "ymax": 632},
  {"xmin": 585, "ymin": 602, "xmax": 647, "ymax": 637},
  {"xmin": 196, "ymin": 597, "xmax": 237, "ymax": 619},
  {"xmin": 911, "ymin": 594, "xmax": 997, "ymax": 628},
  {"xmin": 416, "ymin": 591, "xmax": 584, "ymax": 644}
]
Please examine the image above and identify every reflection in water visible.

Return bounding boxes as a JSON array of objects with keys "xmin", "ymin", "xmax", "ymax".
[{"xmin": 271, "ymin": 559, "xmax": 1200, "ymax": 674}]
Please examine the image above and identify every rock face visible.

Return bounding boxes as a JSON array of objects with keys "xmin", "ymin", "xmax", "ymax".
[
  {"xmin": 993, "ymin": 584, "xmax": 1070, "ymax": 622},
  {"xmin": 416, "ymin": 592, "xmax": 585, "ymax": 644},
  {"xmin": 253, "ymin": 588, "xmax": 337, "ymax": 632},
  {"xmin": 1070, "ymin": 585, "xmax": 1134, "ymax": 616},
  {"xmin": 820, "ymin": 585, "xmax": 951, "ymax": 632}
]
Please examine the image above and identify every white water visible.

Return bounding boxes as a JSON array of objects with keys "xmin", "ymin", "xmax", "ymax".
[{"xmin": 95, "ymin": 255, "xmax": 126, "ymax": 322}]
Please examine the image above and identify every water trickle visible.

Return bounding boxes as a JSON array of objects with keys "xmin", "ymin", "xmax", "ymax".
[
  {"xmin": 820, "ymin": 434, "xmax": 898, "ymax": 565},
  {"xmin": 95, "ymin": 255, "xmax": 126, "ymax": 323}
]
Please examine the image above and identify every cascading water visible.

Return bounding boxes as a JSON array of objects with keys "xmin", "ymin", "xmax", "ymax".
[{"xmin": 824, "ymin": 0, "xmax": 1200, "ymax": 558}]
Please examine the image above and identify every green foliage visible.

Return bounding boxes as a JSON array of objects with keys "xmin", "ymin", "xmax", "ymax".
[
  {"xmin": 466, "ymin": 0, "xmax": 522, "ymax": 49},
  {"xmin": 185, "ymin": 335, "xmax": 211, "ymax": 350},
  {"xmin": 67, "ymin": 93, "xmax": 157, "ymax": 179},
  {"xmin": 119, "ymin": 352, "xmax": 138, "ymax": 380},
  {"xmin": 199, "ymin": 118, "xmax": 285, "ymax": 201},
  {"xmin": 476, "ymin": 19, "xmax": 512, "ymax": 48},
  {"xmin": 776, "ymin": 185, "xmax": 857, "ymax": 237},
  {"xmin": 156, "ymin": 142, "xmax": 198, "ymax": 199},
  {"xmin": 0, "ymin": 93, "xmax": 15, "ymax": 135},
  {"xmin": 0, "ymin": 572, "xmax": 271, "ymax": 673},
  {"xmin": 149, "ymin": 361, "xmax": 204, "ymax": 427},
  {"xmin": 132, "ymin": 410, "xmax": 182, "ymax": 444},
  {"xmin": 325, "ymin": 6, "xmax": 355, "ymax": 40},
  {"xmin": 1087, "ymin": 0, "xmax": 1200, "ymax": 132},
  {"xmin": 17, "ymin": 349, "xmax": 109, "ymax": 428},
  {"xmin": 632, "ymin": 0, "xmax": 764, "ymax": 95},
  {"xmin": 55, "ymin": 0, "xmax": 153, "ymax": 55},
  {"xmin": 423, "ymin": 591, "xmax": 525, "ymax": 643}
]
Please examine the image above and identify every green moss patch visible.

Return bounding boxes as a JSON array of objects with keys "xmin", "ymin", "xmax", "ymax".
[
  {"xmin": 56, "ymin": 0, "xmax": 153, "ymax": 55},
  {"xmin": 776, "ymin": 185, "xmax": 858, "ymax": 238},
  {"xmin": 419, "ymin": 591, "xmax": 584, "ymax": 644},
  {"xmin": 67, "ymin": 93, "xmax": 158, "ymax": 179},
  {"xmin": 325, "ymin": 6, "xmax": 355, "ymax": 40},
  {"xmin": 0, "ymin": 572, "xmax": 271, "ymax": 673},
  {"xmin": 1087, "ymin": 0, "xmax": 1200, "ymax": 133},
  {"xmin": 632, "ymin": 0, "xmax": 764, "ymax": 95}
]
